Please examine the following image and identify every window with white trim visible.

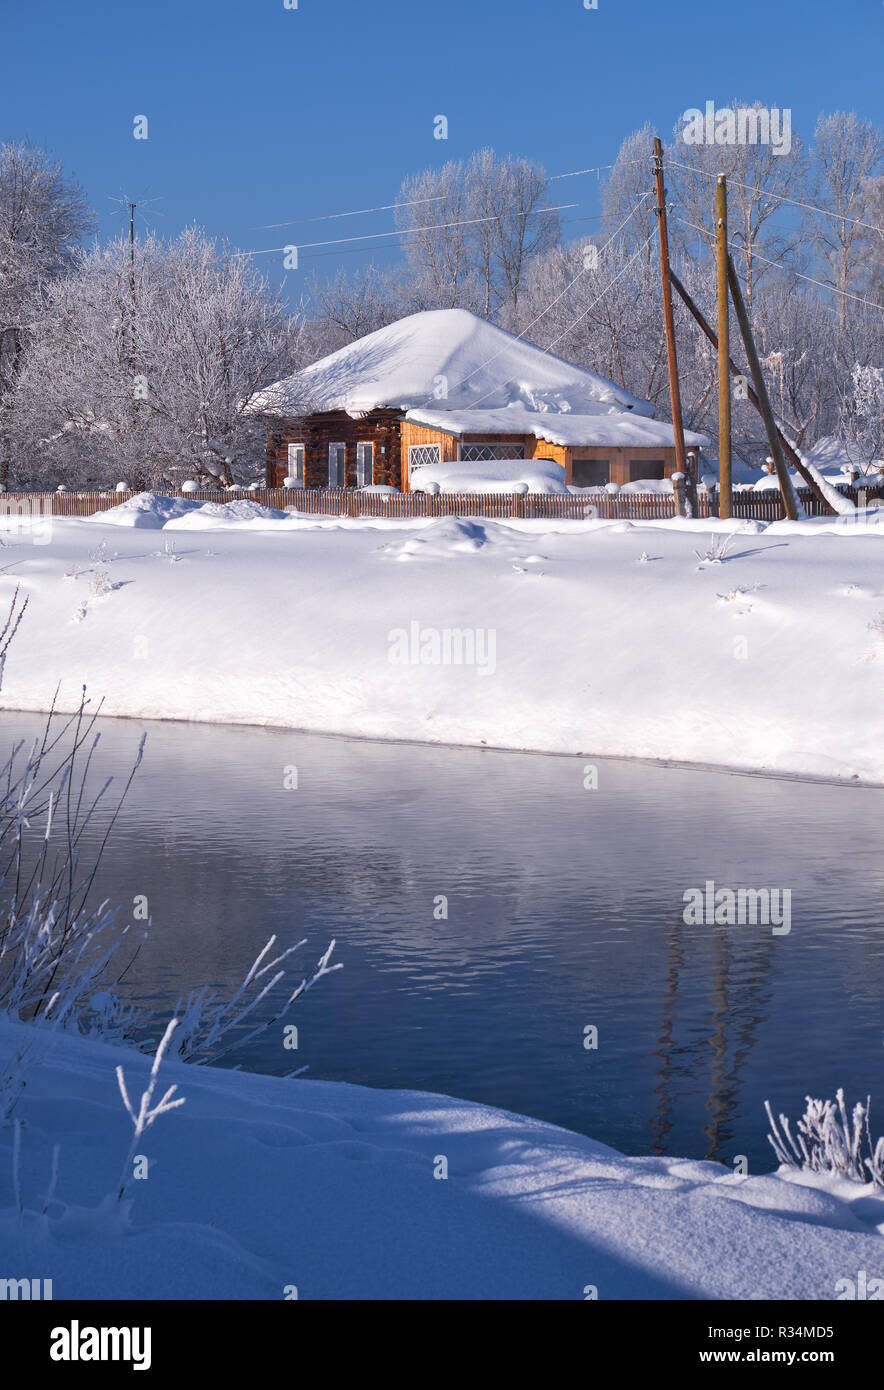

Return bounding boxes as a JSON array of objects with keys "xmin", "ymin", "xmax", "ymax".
[
  {"xmin": 286, "ymin": 443, "xmax": 305, "ymax": 486},
  {"xmin": 356, "ymin": 441, "xmax": 374, "ymax": 487},
  {"xmin": 408, "ymin": 443, "xmax": 441, "ymax": 470}
]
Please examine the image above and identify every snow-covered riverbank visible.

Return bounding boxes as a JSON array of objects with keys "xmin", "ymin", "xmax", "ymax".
[
  {"xmin": 1, "ymin": 1017, "xmax": 882, "ymax": 1300},
  {"xmin": 1, "ymin": 494, "xmax": 883, "ymax": 784}
]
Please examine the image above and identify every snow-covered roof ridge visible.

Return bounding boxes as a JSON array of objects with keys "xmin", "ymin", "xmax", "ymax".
[{"xmin": 250, "ymin": 308, "xmax": 655, "ymax": 420}]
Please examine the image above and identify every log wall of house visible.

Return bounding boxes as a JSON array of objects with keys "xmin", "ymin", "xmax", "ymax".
[
  {"xmin": 526, "ymin": 439, "xmax": 569, "ymax": 472},
  {"xmin": 266, "ymin": 411, "xmax": 683, "ymax": 491},
  {"xmin": 266, "ymin": 409, "xmax": 403, "ymax": 489},
  {"xmin": 399, "ymin": 420, "xmax": 459, "ymax": 489}
]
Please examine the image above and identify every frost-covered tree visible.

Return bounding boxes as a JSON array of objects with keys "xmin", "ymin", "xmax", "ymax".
[
  {"xmin": 810, "ymin": 112, "xmax": 884, "ymax": 328},
  {"xmin": 602, "ymin": 125, "xmax": 658, "ymax": 261},
  {"xmin": 839, "ymin": 363, "xmax": 884, "ymax": 471},
  {"xmin": 11, "ymin": 228, "xmax": 305, "ymax": 488},
  {"xmin": 395, "ymin": 149, "xmax": 559, "ymax": 320},
  {"xmin": 669, "ymin": 100, "xmax": 809, "ymax": 305},
  {"xmin": 305, "ymin": 263, "xmax": 407, "ymax": 355},
  {"xmin": 0, "ymin": 142, "xmax": 94, "ymax": 484}
]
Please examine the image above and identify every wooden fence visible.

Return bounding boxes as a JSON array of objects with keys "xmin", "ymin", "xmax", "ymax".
[{"xmin": 0, "ymin": 485, "xmax": 877, "ymax": 523}]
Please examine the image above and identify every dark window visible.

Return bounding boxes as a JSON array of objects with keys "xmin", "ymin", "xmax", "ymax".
[
  {"xmin": 286, "ymin": 443, "xmax": 305, "ymax": 486},
  {"xmin": 571, "ymin": 459, "xmax": 609, "ymax": 487},
  {"xmin": 356, "ymin": 441, "xmax": 374, "ymax": 487},
  {"xmin": 628, "ymin": 459, "xmax": 665, "ymax": 482},
  {"xmin": 328, "ymin": 443, "xmax": 347, "ymax": 488}
]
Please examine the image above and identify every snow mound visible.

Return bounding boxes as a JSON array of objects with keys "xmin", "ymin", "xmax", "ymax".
[
  {"xmin": 87, "ymin": 492, "xmax": 202, "ymax": 528},
  {"xmin": 410, "ymin": 458, "xmax": 570, "ymax": 495},
  {"xmin": 384, "ymin": 516, "xmax": 499, "ymax": 559},
  {"xmin": 165, "ymin": 499, "xmax": 290, "ymax": 529}
]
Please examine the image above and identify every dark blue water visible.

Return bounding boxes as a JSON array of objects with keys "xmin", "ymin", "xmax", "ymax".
[{"xmin": 4, "ymin": 710, "xmax": 882, "ymax": 1174}]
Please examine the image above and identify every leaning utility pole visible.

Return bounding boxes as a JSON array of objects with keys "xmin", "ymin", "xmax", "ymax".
[
  {"xmin": 716, "ymin": 176, "xmax": 732, "ymax": 518},
  {"xmin": 653, "ymin": 138, "xmax": 689, "ymax": 485},
  {"xmin": 726, "ymin": 255, "xmax": 799, "ymax": 521},
  {"xmin": 666, "ymin": 269, "xmax": 834, "ymax": 513}
]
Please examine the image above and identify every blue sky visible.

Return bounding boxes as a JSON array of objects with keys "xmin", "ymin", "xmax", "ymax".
[{"xmin": 2, "ymin": 0, "xmax": 880, "ymax": 294}]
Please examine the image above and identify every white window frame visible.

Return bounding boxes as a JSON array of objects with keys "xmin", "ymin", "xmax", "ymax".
[
  {"xmin": 286, "ymin": 443, "xmax": 305, "ymax": 487},
  {"xmin": 408, "ymin": 443, "xmax": 441, "ymax": 471},
  {"xmin": 356, "ymin": 441, "xmax": 375, "ymax": 488},
  {"xmin": 328, "ymin": 442, "xmax": 346, "ymax": 488}
]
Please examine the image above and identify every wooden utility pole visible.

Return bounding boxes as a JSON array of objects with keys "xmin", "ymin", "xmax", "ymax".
[
  {"xmin": 653, "ymin": 138, "xmax": 689, "ymax": 485},
  {"xmin": 726, "ymin": 255, "xmax": 799, "ymax": 521},
  {"xmin": 666, "ymin": 269, "xmax": 834, "ymax": 513},
  {"xmin": 716, "ymin": 176, "xmax": 732, "ymax": 518},
  {"xmin": 127, "ymin": 202, "xmax": 137, "ymax": 377}
]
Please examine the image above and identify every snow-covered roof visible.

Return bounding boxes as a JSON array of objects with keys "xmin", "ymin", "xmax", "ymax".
[
  {"xmin": 405, "ymin": 402, "xmax": 708, "ymax": 450},
  {"xmin": 250, "ymin": 308, "xmax": 655, "ymax": 421}
]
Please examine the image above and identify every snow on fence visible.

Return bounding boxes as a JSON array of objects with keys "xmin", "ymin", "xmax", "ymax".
[{"xmin": 1, "ymin": 486, "xmax": 875, "ymax": 522}]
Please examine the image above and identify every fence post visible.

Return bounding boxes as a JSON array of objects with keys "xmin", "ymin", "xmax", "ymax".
[{"xmin": 672, "ymin": 473, "xmax": 688, "ymax": 517}]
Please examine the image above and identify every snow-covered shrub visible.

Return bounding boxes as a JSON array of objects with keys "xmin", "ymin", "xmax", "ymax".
[
  {"xmin": 0, "ymin": 587, "xmax": 147, "ymax": 1063},
  {"xmin": 0, "ymin": 684, "xmax": 148, "ymax": 1041},
  {"xmin": 181, "ymin": 480, "xmax": 199, "ymax": 494},
  {"xmin": 765, "ymin": 1091, "xmax": 884, "ymax": 1189},
  {"xmin": 282, "ymin": 476, "xmax": 299, "ymax": 489},
  {"xmin": 115, "ymin": 481, "xmax": 128, "ymax": 493},
  {"xmin": 170, "ymin": 938, "xmax": 340, "ymax": 1066},
  {"xmin": 694, "ymin": 532, "xmax": 738, "ymax": 566},
  {"xmin": 89, "ymin": 569, "xmax": 115, "ymax": 598},
  {"xmin": 115, "ymin": 1017, "xmax": 186, "ymax": 1203},
  {"xmin": 150, "ymin": 537, "xmax": 180, "ymax": 564}
]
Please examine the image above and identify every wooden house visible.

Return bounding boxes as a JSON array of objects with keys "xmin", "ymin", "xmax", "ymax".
[{"xmin": 250, "ymin": 310, "xmax": 708, "ymax": 491}]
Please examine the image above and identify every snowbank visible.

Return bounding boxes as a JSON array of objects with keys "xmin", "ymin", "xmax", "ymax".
[
  {"xmin": 96, "ymin": 493, "xmax": 291, "ymax": 528},
  {"xmin": 2, "ymin": 499, "xmax": 884, "ymax": 783},
  {"xmin": 410, "ymin": 458, "xmax": 570, "ymax": 494},
  {"xmin": 1, "ymin": 1018, "xmax": 881, "ymax": 1299}
]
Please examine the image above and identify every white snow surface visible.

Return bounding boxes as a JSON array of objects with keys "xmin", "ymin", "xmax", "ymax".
[
  {"xmin": 1, "ymin": 1017, "xmax": 882, "ymax": 1300},
  {"xmin": 404, "ymin": 401, "xmax": 708, "ymax": 449},
  {"xmin": 249, "ymin": 308, "xmax": 654, "ymax": 419},
  {"xmin": 410, "ymin": 459, "xmax": 570, "ymax": 494},
  {"xmin": 2, "ymin": 496, "xmax": 884, "ymax": 783}
]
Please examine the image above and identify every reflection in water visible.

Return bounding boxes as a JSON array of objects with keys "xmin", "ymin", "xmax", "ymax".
[{"xmin": 2, "ymin": 710, "xmax": 882, "ymax": 1172}]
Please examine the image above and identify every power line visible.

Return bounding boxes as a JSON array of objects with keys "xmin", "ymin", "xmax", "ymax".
[
  {"xmin": 250, "ymin": 192, "xmax": 450, "ymax": 231},
  {"xmin": 674, "ymin": 214, "xmax": 884, "ymax": 313},
  {"xmin": 544, "ymin": 231, "xmax": 657, "ymax": 354},
  {"xmin": 233, "ymin": 201, "xmax": 577, "ymax": 259},
  {"xmin": 298, "ymin": 212, "xmax": 608, "ymax": 263},
  {"xmin": 444, "ymin": 192, "xmax": 655, "ymax": 408},
  {"xmin": 248, "ymin": 161, "xmax": 625, "ymax": 233},
  {"xmin": 550, "ymin": 163, "xmax": 617, "ymax": 182},
  {"xmin": 666, "ymin": 157, "xmax": 884, "ymax": 236}
]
